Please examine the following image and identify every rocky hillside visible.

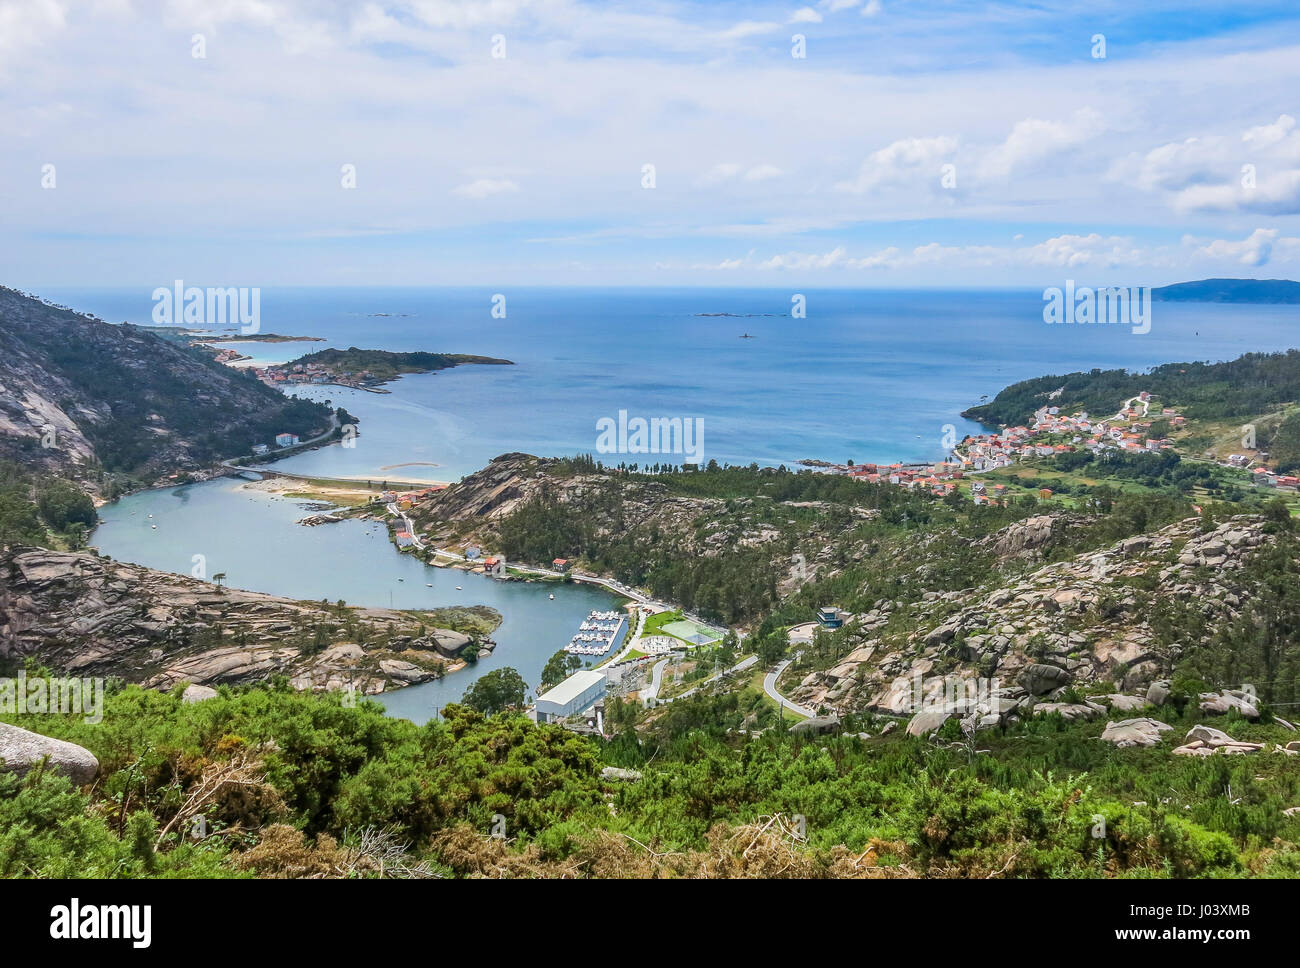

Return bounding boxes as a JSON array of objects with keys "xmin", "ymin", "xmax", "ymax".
[
  {"xmin": 411, "ymin": 453, "xmax": 728, "ymax": 545},
  {"xmin": 789, "ymin": 513, "xmax": 1290, "ymax": 721},
  {"xmin": 0, "ymin": 286, "xmax": 332, "ymax": 486},
  {"xmin": 0, "ymin": 547, "xmax": 497, "ymax": 694},
  {"xmin": 411, "ymin": 452, "xmax": 876, "ymax": 566},
  {"xmin": 404, "ymin": 453, "xmax": 889, "ymax": 624}
]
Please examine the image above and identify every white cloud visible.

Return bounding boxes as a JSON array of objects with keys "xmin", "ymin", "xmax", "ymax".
[
  {"xmin": 836, "ymin": 135, "xmax": 957, "ymax": 194},
  {"xmin": 700, "ymin": 233, "xmax": 1154, "ymax": 274},
  {"xmin": 1193, "ymin": 228, "xmax": 1279, "ymax": 266},
  {"xmin": 979, "ymin": 108, "xmax": 1105, "ymax": 179},
  {"xmin": 742, "ymin": 164, "xmax": 784, "ymax": 182},
  {"xmin": 1173, "ymin": 173, "xmax": 1300, "ymax": 215},
  {"xmin": 1123, "ymin": 115, "xmax": 1300, "ymax": 215},
  {"xmin": 0, "ymin": 0, "xmax": 66, "ymax": 56},
  {"xmin": 699, "ymin": 163, "xmax": 784, "ymax": 186},
  {"xmin": 1243, "ymin": 113, "xmax": 1298, "ymax": 151},
  {"xmin": 692, "ymin": 255, "xmax": 748, "ymax": 270},
  {"xmin": 717, "ymin": 19, "xmax": 780, "ymax": 40},
  {"xmin": 699, "ymin": 163, "xmax": 742, "ymax": 185},
  {"xmin": 1024, "ymin": 233, "xmax": 1142, "ymax": 268},
  {"xmin": 453, "ymin": 178, "xmax": 520, "ymax": 199},
  {"xmin": 789, "ymin": 7, "xmax": 822, "ymax": 24},
  {"xmin": 758, "ymin": 247, "xmax": 848, "ymax": 270},
  {"xmin": 861, "ymin": 0, "xmax": 882, "ymax": 17}
]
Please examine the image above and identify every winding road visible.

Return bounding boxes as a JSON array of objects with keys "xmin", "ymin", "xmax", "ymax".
[
  {"xmin": 642, "ymin": 656, "xmax": 673, "ymax": 703},
  {"xmin": 386, "ymin": 502, "xmax": 425, "ymax": 550},
  {"xmin": 763, "ymin": 658, "xmax": 817, "ymax": 718}
]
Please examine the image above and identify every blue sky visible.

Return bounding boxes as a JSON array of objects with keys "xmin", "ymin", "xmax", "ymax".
[{"xmin": 3, "ymin": 0, "xmax": 1300, "ymax": 288}]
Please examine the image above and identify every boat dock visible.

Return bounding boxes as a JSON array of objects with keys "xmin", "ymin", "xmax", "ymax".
[{"xmin": 563, "ymin": 610, "xmax": 625, "ymax": 656}]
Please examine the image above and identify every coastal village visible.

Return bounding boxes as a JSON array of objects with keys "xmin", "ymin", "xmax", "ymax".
[
  {"xmin": 809, "ymin": 390, "xmax": 1299, "ymax": 503},
  {"xmin": 253, "ymin": 359, "xmax": 390, "ymax": 393}
]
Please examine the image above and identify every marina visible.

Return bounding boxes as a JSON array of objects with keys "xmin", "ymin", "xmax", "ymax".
[{"xmin": 563, "ymin": 610, "xmax": 625, "ymax": 656}]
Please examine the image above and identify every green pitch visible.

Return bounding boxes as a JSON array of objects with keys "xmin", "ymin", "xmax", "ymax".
[{"xmin": 661, "ymin": 619, "xmax": 721, "ymax": 645}]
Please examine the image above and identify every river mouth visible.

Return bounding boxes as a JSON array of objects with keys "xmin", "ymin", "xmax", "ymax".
[{"xmin": 90, "ymin": 477, "xmax": 627, "ymax": 724}]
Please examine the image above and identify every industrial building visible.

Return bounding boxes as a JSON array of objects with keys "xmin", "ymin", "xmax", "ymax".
[{"xmin": 535, "ymin": 669, "xmax": 606, "ymax": 724}]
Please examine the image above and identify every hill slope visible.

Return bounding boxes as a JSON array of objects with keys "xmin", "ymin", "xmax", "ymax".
[
  {"xmin": 0, "ymin": 287, "xmax": 332, "ymax": 487},
  {"xmin": 962, "ymin": 348, "xmax": 1300, "ymax": 428}
]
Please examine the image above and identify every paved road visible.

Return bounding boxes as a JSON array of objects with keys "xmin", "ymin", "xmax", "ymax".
[
  {"xmin": 764, "ymin": 658, "xmax": 817, "ymax": 718},
  {"xmin": 385, "ymin": 502, "xmax": 425, "ymax": 550},
  {"xmin": 1113, "ymin": 395, "xmax": 1150, "ymax": 420},
  {"xmin": 643, "ymin": 657, "xmax": 672, "ymax": 703}
]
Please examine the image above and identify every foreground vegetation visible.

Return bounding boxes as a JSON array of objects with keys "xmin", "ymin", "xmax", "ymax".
[{"xmin": 3, "ymin": 679, "xmax": 1298, "ymax": 878}]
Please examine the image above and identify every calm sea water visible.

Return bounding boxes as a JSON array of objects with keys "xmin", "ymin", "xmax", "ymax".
[
  {"xmin": 46, "ymin": 287, "xmax": 1300, "ymax": 482},
  {"xmin": 71, "ymin": 286, "xmax": 1300, "ymax": 720},
  {"xmin": 93, "ymin": 479, "xmax": 627, "ymax": 722}
]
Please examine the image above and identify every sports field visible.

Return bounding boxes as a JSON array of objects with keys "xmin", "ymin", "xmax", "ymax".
[{"xmin": 661, "ymin": 618, "xmax": 721, "ymax": 645}]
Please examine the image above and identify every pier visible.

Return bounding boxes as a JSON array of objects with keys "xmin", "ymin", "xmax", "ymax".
[{"xmin": 563, "ymin": 610, "xmax": 625, "ymax": 656}]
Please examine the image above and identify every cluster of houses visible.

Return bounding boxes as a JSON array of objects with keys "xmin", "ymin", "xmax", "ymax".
[
  {"xmin": 820, "ymin": 389, "xmax": 1300, "ymax": 499},
  {"xmin": 253, "ymin": 361, "xmax": 377, "ymax": 390},
  {"xmin": 458, "ymin": 545, "xmax": 502, "ymax": 574},
  {"xmin": 815, "ymin": 391, "xmax": 1186, "ymax": 505},
  {"xmin": 211, "ymin": 347, "xmax": 248, "ymax": 365},
  {"xmin": 1024, "ymin": 396, "xmax": 1178, "ymax": 458},
  {"xmin": 380, "ymin": 487, "xmax": 446, "ymax": 509},
  {"xmin": 1245, "ymin": 466, "xmax": 1300, "ymax": 489},
  {"xmin": 382, "ymin": 487, "xmax": 447, "ymax": 553},
  {"xmin": 830, "ymin": 461, "xmax": 1025, "ymax": 505},
  {"xmin": 1222, "ymin": 451, "xmax": 1300, "ymax": 488}
]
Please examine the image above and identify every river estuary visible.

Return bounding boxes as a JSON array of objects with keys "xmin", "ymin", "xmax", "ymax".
[{"xmin": 91, "ymin": 478, "xmax": 626, "ymax": 723}]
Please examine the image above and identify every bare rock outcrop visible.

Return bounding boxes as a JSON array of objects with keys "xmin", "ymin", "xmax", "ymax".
[
  {"xmin": 1100, "ymin": 718, "xmax": 1173, "ymax": 748},
  {"xmin": 0, "ymin": 547, "xmax": 496, "ymax": 694},
  {"xmin": 984, "ymin": 513, "xmax": 1081, "ymax": 559},
  {"xmin": 0, "ymin": 722, "xmax": 99, "ymax": 785},
  {"xmin": 789, "ymin": 515, "xmax": 1283, "ymax": 718}
]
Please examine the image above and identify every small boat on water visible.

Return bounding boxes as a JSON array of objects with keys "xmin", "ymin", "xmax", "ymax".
[
  {"xmin": 397, "ymin": 578, "xmax": 404, "ymax": 582},
  {"xmin": 549, "ymin": 593, "xmax": 555, "ymax": 600},
  {"xmin": 426, "ymin": 583, "xmax": 433, "ymax": 587},
  {"xmin": 455, "ymin": 585, "xmax": 462, "ymax": 590}
]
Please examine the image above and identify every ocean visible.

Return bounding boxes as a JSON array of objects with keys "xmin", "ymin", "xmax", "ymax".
[{"xmin": 44, "ymin": 286, "xmax": 1300, "ymax": 482}]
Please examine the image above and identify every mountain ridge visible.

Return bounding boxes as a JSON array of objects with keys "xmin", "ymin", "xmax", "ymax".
[
  {"xmin": 1152, "ymin": 278, "xmax": 1300, "ymax": 303},
  {"xmin": 0, "ymin": 286, "xmax": 334, "ymax": 492}
]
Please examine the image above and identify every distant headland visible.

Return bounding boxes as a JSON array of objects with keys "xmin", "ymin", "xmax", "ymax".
[{"xmin": 1152, "ymin": 278, "xmax": 1300, "ymax": 303}]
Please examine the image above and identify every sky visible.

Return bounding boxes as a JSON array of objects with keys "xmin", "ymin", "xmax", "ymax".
[{"xmin": 3, "ymin": 0, "xmax": 1300, "ymax": 288}]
